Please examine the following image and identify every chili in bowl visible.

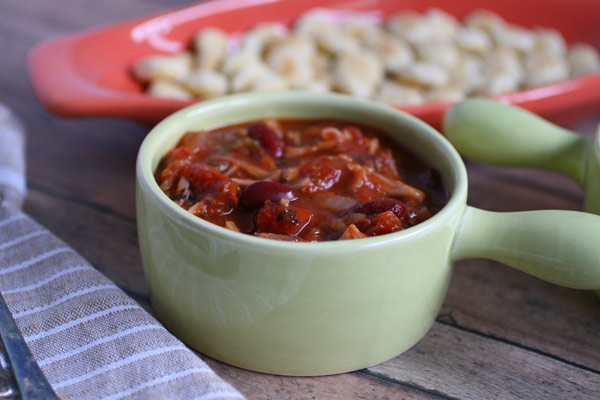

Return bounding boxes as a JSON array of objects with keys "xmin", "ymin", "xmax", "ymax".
[
  {"xmin": 155, "ymin": 118, "xmax": 448, "ymax": 242},
  {"xmin": 136, "ymin": 91, "xmax": 600, "ymax": 375}
]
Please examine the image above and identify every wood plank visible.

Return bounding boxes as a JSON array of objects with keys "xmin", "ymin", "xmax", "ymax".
[
  {"xmin": 23, "ymin": 118, "xmax": 144, "ymax": 219},
  {"xmin": 0, "ymin": 0, "xmax": 194, "ymax": 33},
  {"xmin": 366, "ymin": 323, "xmax": 600, "ymax": 400},
  {"xmin": 0, "ymin": 0, "xmax": 194, "ymax": 220},
  {"xmin": 202, "ymin": 356, "xmax": 444, "ymax": 400},
  {"xmin": 442, "ymin": 259, "xmax": 600, "ymax": 371},
  {"xmin": 466, "ymin": 163, "xmax": 584, "ymax": 209},
  {"xmin": 569, "ymin": 116, "xmax": 600, "ymax": 135}
]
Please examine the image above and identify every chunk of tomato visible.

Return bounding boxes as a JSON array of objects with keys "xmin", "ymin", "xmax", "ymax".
[
  {"xmin": 357, "ymin": 210, "xmax": 404, "ymax": 236},
  {"xmin": 255, "ymin": 200, "xmax": 313, "ymax": 236},
  {"xmin": 182, "ymin": 164, "xmax": 241, "ymax": 215},
  {"xmin": 183, "ymin": 164, "xmax": 240, "ymax": 197}
]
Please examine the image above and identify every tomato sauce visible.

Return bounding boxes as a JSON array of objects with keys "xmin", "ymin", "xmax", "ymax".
[{"xmin": 155, "ymin": 119, "xmax": 448, "ymax": 241}]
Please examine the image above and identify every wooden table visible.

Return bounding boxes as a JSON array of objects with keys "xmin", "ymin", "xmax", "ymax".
[{"xmin": 2, "ymin": 1, "xmax": 599, "ymax": 398}]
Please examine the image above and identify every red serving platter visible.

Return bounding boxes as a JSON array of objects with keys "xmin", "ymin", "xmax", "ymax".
[{"xmin": 28, "ymin": 0, "xmax": 600, "ymax": 127}]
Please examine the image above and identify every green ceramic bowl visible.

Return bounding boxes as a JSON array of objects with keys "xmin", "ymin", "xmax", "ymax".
[
  {"xmin": 444, "ymin": 98, "xmax": 600, "ymax": 297},
  {"xmin": 444, "ymin": 98, "xmax": 600, "ymax": 215},
  {"xmin": 136, "ymin": 92, "xmax": 600, "ymax": 376}
]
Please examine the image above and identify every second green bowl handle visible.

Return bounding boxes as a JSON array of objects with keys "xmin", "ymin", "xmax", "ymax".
[
  {"xmin": 444, "ymin": 99, "xmax": 591, "ymax": 185},
  {"xmin": 452, "ymin": 206, "xmax": 600, "ymax": 290}
]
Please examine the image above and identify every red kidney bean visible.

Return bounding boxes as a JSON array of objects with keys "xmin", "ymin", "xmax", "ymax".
[
  {"xmin": 248, "ymin": 122, "xmax": 284, "ymax": 158},
  {"xmin": 240, "ymin": 181, "xmax": 299, "ymax": 209},
  {"xmin": 346, "ymin": 198, "xmax": 406, "ymax": 218}
]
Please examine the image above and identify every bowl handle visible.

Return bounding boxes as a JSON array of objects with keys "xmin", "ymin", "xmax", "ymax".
[
  {"xmin": 443, "ymin": 98, "xmax": 591, "ymax": 185},
  {"xmin": 452, "ymin": 206, "xmax": 600, "ymax": 290}
]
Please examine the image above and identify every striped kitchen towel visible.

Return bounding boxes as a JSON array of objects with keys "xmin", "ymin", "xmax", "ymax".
[{"xmin": 0, "ymin": 104, "xmax": 245, "ymax": 400}]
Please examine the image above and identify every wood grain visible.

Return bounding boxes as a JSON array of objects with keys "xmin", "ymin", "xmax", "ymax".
[
  {"xmin": 203, "ymin": 357, "xmax": 444, "ymax": 400},
  {"xmin": 367, "ymin": 323, "xmax": 600, "ymax": 400},
  {"xmin": 443, "ymin": 259, "xmax": 600, "ymax": 371}
]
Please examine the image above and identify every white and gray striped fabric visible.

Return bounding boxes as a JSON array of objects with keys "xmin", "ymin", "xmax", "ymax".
[{"xmin": 0, "ymin": 104, "xmax": 245, "ymax": 400}]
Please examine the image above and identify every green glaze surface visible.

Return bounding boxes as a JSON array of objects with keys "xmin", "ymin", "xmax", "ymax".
[
  {"xmin": 444, "ymin": 98, "xmax": 599, "ymax": 212},
  {"xmin": 444, "ymin": 98, "xmax": 600, "ymax": 297},
  {"xmin": 444, "ymin": 99, "xmax": 591, "ymax": 185},
  {"xmin": 584, "ymin": 133, "xmax": 600, "ymax": 214},
  {"xmin": 136, "ymin": 92, "xmax": 600, "ymax": 375},
  {"xmin": 444, "ymin": 99, "xmax": 600, "ymax": 214},
  {"xmin": 453, "ymin": 207, "xmax": 600, "ymax": 289}
]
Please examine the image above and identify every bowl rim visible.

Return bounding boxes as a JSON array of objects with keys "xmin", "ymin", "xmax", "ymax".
[{"xmin": 136, "ymin": 91, "xmax": 469, "ymax": 251}]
